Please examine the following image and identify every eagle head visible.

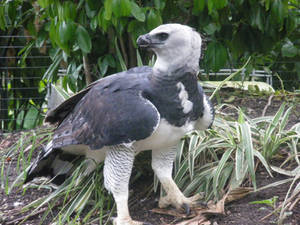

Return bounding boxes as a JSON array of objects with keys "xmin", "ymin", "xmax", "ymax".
[{"xmin": 137, "ymin": 23, "xmax": 202, "ymax": 74}]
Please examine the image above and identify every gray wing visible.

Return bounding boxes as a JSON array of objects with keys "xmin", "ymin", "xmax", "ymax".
[
  {"xmin": 45, "ymin": 79, "xmax": 102, "ymax": 124},
  {"xmin": 51, "ymin": 67, "xmax": 160, "ymax": 150},
  {"xmin": 45, "ymin": 66, "xmax": 152, "ymax": 125}
]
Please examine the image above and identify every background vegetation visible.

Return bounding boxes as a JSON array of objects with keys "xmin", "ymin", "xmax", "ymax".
[
  {"xmin": 1, "ymin": 1, "xmax": 300, "ymax": 224},
  {"xmin": 0, "ymin": 0, "xmax": 300, "ymax": 131}
]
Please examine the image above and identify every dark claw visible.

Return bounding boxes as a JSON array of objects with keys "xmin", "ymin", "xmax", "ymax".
[
  {"xmin": 182, "ymin": 203, "xmax": 190, "ymax": 215},
  {"xmin": 196, "ymin": 200, "xmax": 208, "ymax": 208},
  {"xmin": 143, "ymin": 223, "xmax": 153, "ymax": 225}
]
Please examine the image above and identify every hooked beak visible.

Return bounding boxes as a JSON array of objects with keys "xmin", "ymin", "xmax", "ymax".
[{"xmin": 137, "ymin": 34, "xmax": 151, "ymax": 48}]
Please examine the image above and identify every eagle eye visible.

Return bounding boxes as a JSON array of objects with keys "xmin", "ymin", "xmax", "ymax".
[{"xmin": 156, "ymin": 32, "xmax": 169, "ymax": 41}]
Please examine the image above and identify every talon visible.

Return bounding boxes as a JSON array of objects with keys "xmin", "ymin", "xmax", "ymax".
[
  {"xmin": 182, "ymin": 203, "xmax": 190, "ymax": 215},
  {"xmin": 143, "ymin": 223, "xmax": 153, "ymax": 225},
  {"xmin": 195, "ymin": 200, "xmax": 207, "ymax": 208}
]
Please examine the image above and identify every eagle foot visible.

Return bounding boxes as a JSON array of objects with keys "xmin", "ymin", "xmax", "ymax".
[
  {"xmin": 158, "ymin": 193, "xmax": 205, "ymax": 215},
  {"xmin": 113, "ymin": 217, "xmax": 152, "ymax": 225}
]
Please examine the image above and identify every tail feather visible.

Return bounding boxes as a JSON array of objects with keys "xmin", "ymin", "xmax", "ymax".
[{"xmin": 25, "ymin": 141, "xmax": 80, "ymax": 185}]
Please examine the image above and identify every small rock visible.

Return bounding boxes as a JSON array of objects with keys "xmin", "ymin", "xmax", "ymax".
[
  {"xmin": 13, "ymin": 201, "xmax": 23, "ymax": 207},
  {"xmin": 3, "ymin": 203, "xmax": 8, "ymax": 209}
]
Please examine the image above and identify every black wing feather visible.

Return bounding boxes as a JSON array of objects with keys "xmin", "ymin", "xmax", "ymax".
[{"xmin": 51, "ymin": 66, "xmax": 160, "ymax": 150}]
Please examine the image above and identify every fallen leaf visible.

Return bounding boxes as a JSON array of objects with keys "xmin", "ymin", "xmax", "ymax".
[
  {"xmin": 174, "ymin": 214, "xmax": 208, "ymax": 225},
  {"xmin": 225, "ymin": 187, "xmax": 253, "ymax": 203},
  {"xmin": 151, "ymin": 208, "xmax": 196, "ymax": 218}
]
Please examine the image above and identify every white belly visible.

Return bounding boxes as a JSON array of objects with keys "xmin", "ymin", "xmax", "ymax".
[
  {"xmin": 61, "ymin": 118, "xmax": 197, "ymax": 163},
  {"xmin": 134, "ymin": 118, "xmax": 196, "ymax": 151}
]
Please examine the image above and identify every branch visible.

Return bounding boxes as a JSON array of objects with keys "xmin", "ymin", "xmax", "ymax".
[
  {"xmin": 261, "ymin": 94, "xmax": 273, "ymax": 117},
  {"xmin": 83, "ymin": 55, "xmax": 92, "ymax": 85}
]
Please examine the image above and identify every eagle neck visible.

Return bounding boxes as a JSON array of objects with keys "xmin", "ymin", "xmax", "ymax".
[{"xmin": 144, "ymin": 69, "xmax": 203, "ymax": 127}]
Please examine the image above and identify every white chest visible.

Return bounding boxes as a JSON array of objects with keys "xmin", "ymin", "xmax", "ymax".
[{"xmin": 134, "ymin": 118, "xmax": 195, "ymax": 151}]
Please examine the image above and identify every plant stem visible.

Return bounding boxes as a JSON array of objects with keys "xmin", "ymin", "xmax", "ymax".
[{"xmin": 83, "ymin": 55, "xmax": 92, "ymax": 85}]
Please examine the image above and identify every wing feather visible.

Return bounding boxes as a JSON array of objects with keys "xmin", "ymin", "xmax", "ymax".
[{"xmin": 51, "ymin": 66, "xmax": 159, "ymax": 150}]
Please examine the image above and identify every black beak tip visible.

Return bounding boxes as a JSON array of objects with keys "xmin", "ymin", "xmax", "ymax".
[{"xmin": 137, "ymin": 35, "xmax": 150, "ymax": 48}]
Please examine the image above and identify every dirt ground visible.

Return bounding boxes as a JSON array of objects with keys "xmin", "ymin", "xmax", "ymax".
[{"xmin": 1, "ymin": 89, "xmax": 300, "ymax": 225}]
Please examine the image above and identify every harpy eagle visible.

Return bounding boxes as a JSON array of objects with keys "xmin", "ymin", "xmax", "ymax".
[{"xmin": 25, "ymin": 24, "xmax": 214, "ymax": 225}]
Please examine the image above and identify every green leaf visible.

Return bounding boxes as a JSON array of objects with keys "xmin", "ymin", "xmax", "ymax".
[
  {"xmin": 281, "ymin": 40, "xmax": 298, "ymax": 58},
  {"xmin": 207, "ymin": 0, "xmax": 214, "ymax": 14},
  {"xmin": 85, "ymin": 0, "xmax": 97, "ymax": 18},
  {"xmin": 239, "ymin": 119, "xmax": 256, "ymax": 189},
  {"xmin": 250, "ymin": 5, "xmax": 264, "ymax": 31},
  {"xmin": 204, "ymin": 42, "xmax": 227, "ymax": 72},
  {"xmin": 49, "ymin": 21, "xmax": 57, "ymax": 46},
  {"xmin": 264, "ymin": 0, "xmax": 271, "ymax": 10},
  {"xmin": 24, "ymin": 106, "xmax": 39, "ymax": 129},
  {"xmin": 213, "ymin": 0, "xmax": 227, "ymax": 9},
  {"xmin": 98, "ymin": 8, "xmax": 111, "ymax": 31},
  {"xmin": 98, "ymin": 55, "xmax": 115, "ymax": 76},
  {"xmin": 235, "ymin": 146, "xmax": 244, "ymax": 181},
  {"xmin": 188, "ymin": 134, "xmax": 199, "ymax": 180},
  {"xmin": 130, "ymin": 1, "xmax": 145, "ymax": 22},
  {"xmin": 62, "ymin": 1, "xmax": 77, "ymax": 21},
  {"xmin": 193, "ymin": 0, "xmax": 205, "ymax": 12},
  {"xmin": 98, "ymin": 58, "xmax": 108, "ymax": 76},
  {"xmin": 37, "ymin": 0, "xmax": 50, "ymax": 8},
  {"xmin": 147, "ymin": 9, "xmax": 162, "ymax": 30},
  {"xmin": 253, "ymin": 150, "xmax": 272, "ymax": 177},
  {"xmin": 90, "ymin": 16, "xmax": 98, "ymax": 30},
  {"xmin": 285, "ymin": 13, "xmax": 297, "ymax": 35},
  {"xmin": 250, "ymin": 196, "xmax": 278, "ymax": 207},
  {"xmin": 0, "ymin": 6, "xmax": 6, "ymax": 30},
  {"xmin": 213, "ymin": 148, "xmax": 234, "ymax": 197},
  {"xmin": 76, "ymin": 25, "xmax": 92, "ymax": 53},
  {"xmin": 271, "ymin": 0, "xmax": 287, "ymax": 26},
  {"xmin": 203, "ymin": 23, "xmax": 220, "ymax": 35},
  {"xmin": 48, "ymin": 3, "xmax": 58, "ymax": 18},
  {"xmin": 236, "ymin": 0, "xmax": 244, "ymax": 5},
  {"xmin": 59, "ymin": 21, "xmax": 75, "ymax": 44},
  {"xmin": 104, "ymin": 0, "xmax": 113, "ymax": 20},
  {"xmin": 154, "ymin": 0, "xmax": 166, "ymax": 10},
  {"xmin": 112, "ymin": 0, "xmax": 131, "ymax": 18},
  {"xmin": 114, "ymin": 38, "xmax": 127, "ymax": 71},
  {"xmin": 43, "ymin": 50, "xmax": 63, "ymax": 81},
  {"xmin": 7, "ymin": 1, "xmax": 17, "ymax": 22}
]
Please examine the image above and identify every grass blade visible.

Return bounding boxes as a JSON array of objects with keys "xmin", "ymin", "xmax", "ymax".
[
  {"xmin": 114, "ymin": 37, "xmax": 127, "ymax": 71},
  {"xmin": 213, "ymin": 148, "xmax": 234, "ymax": 198},
  {"xmin": 239, "ymin": 112, "xmax": 256, "ymax": 190}
]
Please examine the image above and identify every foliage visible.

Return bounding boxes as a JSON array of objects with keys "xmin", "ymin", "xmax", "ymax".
[
  {"xmin": 1, "ymin": 0, "xmax": 299, "ymax": 84},
  {"xmin": 0, "ymin": 0, "xmax": 299, "ymax": 131},
  {"xmin": 172, "ymin": 103, "xmax": 300, "ymax": 201}
]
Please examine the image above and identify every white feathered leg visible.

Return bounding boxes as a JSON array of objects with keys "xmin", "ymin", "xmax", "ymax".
[
  {"xmin": 152, "ymin": 147, "xmax": 201, "ymax": 214},
  {"xmin": 104, "ymin": 145, "xmax": 150, "ymax": 225}
]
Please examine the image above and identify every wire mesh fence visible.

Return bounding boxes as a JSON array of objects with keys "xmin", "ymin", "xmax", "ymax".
[
  {"xmin": 0, "ymin": 35, "xmax": 299, "ymax": 134},
  {"xmin": 0, "ymin": 35, "xmax": 51, "ymax": 133}
]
